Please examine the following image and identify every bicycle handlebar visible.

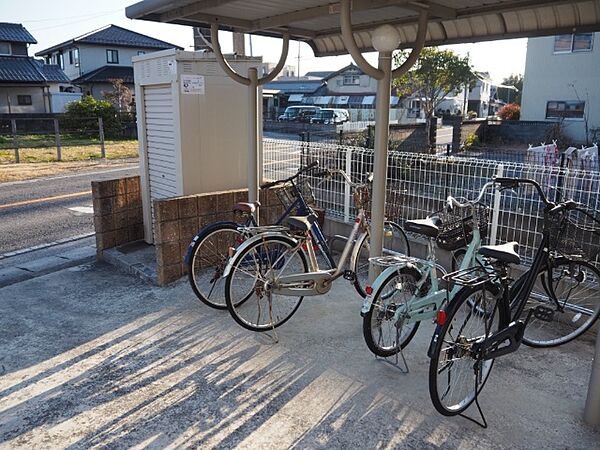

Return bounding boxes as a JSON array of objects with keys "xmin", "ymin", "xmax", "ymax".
[
  {"xmin": 494, "ymin": 177, "xmax": 552, "ymax": 206},
  {"xmin": 446, "ymin": 181, "xmax": 495, "ymax": 210},
  {"xmin": 260, "ymin": 161, "xmax": 319, "ymax": 189}
]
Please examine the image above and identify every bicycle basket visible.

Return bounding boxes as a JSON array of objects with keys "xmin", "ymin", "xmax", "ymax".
[
  {"xmin": 544, "ymin": 208, "xmax": 600, "ymax": 260},
  {"xmin": 275, "ymin": 178, "xmax": 316, "ymax": 209},
  {"xmin": 436, "ymin": 204, "xmax": 490, "ymax": 251}
]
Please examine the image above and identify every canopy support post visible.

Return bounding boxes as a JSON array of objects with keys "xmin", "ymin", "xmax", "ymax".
[
  {"xmin": 584, "ymin": 328, "xmax": 600, "ymax": 427},
  {"xmin": 340, "ymin": 0, "xmax": 428, "ymax": 283},
  {"xmin": 210, "ymin": 24, "xmax": 289, "ymax": 213},
  {"xmin": 369, "ymin": 50, "xmax": 393, "ymax": 282}
]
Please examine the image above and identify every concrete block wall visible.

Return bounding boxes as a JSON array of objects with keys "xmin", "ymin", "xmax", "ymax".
[
  {"xmin": 92, "ymin": 176, "xmax": 144, "ymax": 254},
  {"xmin": 152, "ymin": 187, "xmax": 284, "ymax": 285}
]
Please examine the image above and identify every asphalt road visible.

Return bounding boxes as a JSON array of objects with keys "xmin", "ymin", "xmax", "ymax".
[{"xmin": 0, "ymin": 165, "xmax": 138, "ymax": 255}]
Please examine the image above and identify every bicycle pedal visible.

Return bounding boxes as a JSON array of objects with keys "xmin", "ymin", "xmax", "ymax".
[
  {"xmin": 533, "ymin": 305, "xmax": 554, "ymax": 322},
  {"xmin": 343, "ymin": 270, "xmax": 355, "ymax": 281}
]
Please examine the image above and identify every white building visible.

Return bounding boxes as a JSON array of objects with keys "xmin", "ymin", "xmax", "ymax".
[{"xmin": 521, "ymin": 32, "xmax": 599, "ymax": 144}]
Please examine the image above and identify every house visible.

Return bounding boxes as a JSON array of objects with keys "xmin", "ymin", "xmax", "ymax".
[
  {"xmin": 261, "ymin": 62, "xmax": 296, "ymax": 79},
  {"xmin": 0, "ymin": 22, "xmax": 76, "ymax": 114},
  {"xmin": 467, "ymin": 71, "xmax": 497, "ymax": 118},
  {"xmin": 35, "ymin": 25, "xmax": 182, "ymax": 99},
  {"xmin": 264, "ymin": 64, "xmax": 405, "ymax": 122},
  {"xmin": 521, "ymin": 32, "xmax": 599, "ymax": 144}
]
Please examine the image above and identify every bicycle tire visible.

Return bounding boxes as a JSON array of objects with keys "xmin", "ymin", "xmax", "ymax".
[
  {"xmin": 511, "ymin": 258, "xmax": 600, "ymax": 348},
  {"xmin": 362, "ymin": 266, "xmax": 421, "ymax": 357},
  {"xmin": 429, "ymin": 283, "xmax": 508, "ymax": 416},
  {"xmin": 187, "ymin": 221, "xmax": 243, "ymax": 310},
  {"xmin": 225, "ymin": 234, "xmax": 308, "ymax": 332},
  {"xmin": 353, "ymin": 221, "xmax": 411, "ymax": 297}
]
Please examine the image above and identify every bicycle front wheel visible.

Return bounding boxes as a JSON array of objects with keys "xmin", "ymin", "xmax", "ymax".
[
  {"xmin": 514, "ymin": 259, "xmax": 600, "ymax": 348},
  {"xmin": 187, "ymin": 221, "xmax": 244, "ymax": 310},
  {"xmin": 429, "ymin": 284, "xmax": 508, "ymax": 416},
  {"xmin": 362, "ymin": 266, "xmax": 421, "ymax": 357},
  {"xmin": 354, "ymin": 221, "xmax": 410, "ymax": 297},
  {"xmin": 225, "ymin": 235, "xmax": 308, "ymax": 332}
]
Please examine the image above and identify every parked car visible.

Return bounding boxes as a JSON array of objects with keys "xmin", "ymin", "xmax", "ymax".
[
  {"xmin": 310, "ymin": 108, "xmax": 349, "ymax": 125},
  {"xmin": 278, "ymin": 105, "xmax": 321, "ymax": 122}
]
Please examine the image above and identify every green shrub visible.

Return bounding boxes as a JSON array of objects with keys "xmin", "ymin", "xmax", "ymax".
[{"xmin": 63, "ymin": 96, "xmax": 123, "ymax": 138}]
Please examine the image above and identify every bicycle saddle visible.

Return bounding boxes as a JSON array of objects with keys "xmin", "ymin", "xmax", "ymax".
[
  {"xmin": 285, "ymin": 214, "xmax": 316, "ymax": 232},
  {"xmin": 478, "ymin": 242, "xmax": 521, "ymax": 265},
  {"xmin": 404, "ymin": 216, "xmax": 442, "ymax": 238},
  {"xmin": 233, "ymin": 201, "xmax": 261, "ymax": 214}
]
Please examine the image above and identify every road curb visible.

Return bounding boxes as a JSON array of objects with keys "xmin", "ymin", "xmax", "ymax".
[{"xmin": 0, "ymin": 233, "xmax": 95, "ymax": 261}]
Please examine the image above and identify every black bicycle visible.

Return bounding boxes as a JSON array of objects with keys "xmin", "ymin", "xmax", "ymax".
[{"xmin": 427, "ymin": 177, "xmax": 600, "ymax": 424}]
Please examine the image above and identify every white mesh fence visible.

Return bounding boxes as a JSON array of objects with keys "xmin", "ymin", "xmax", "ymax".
[{"xmin": 263, "ymin": 138, "xmax": 600, "ymax": 264}]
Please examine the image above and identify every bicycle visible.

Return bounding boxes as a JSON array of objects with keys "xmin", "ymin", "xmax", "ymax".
[
  {"xmin": 361, "ymin": 184, "xmax": 491, "ymax": 365},
  {"xmin": 427, "ymin": 177, "xmax": 600, "ymax": 425},
  {"xmin": 184, "ymin": 161, "xmax": 331, "ymax": 309},
  {"xmin": 222, "ymin": 169, "xmax": 410, "ymax": 332}
]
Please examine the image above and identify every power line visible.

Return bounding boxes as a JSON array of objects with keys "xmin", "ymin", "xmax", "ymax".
[
  {"xmin": 30, "ymin": 11, "xmax": 122, "ymax": 32},
  {"xmin": 23, "ymin": 9, "xmax": 122, "ymax": 23}
]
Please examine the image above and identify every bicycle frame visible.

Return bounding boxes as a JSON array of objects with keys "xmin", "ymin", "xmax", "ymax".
[
  {"xmin": 361, "ymin": 225, "xmax": 488, "ymax": 326},
  {"xmin": 222, "ymin": 209, "xmax": 371, "ymax": 297}
]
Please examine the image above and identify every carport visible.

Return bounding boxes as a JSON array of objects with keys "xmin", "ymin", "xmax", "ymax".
[{"xmin": 125, "ymin": 0, "xmax": 600, "ymax": 425}]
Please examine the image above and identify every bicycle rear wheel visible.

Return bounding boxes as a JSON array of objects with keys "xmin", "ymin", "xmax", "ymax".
[
  {"xmin": 354, "ymin": 221, "xmax": 410, "ymax": 297},
  {"xmin": 225, "ymin": 235, "xmax": 308, "ymax": 332},
  {"xmin": 362, "ymin": 266, "xmax": 421, "ymax": 357},
  {"xmin": 187, "ymin": 221, "xmax": 244, "ymax": 309},
  {"xmin": 429, "ymin": 284, "xmax": 507, "ymax": 416},
  {"xmin": 513, "ymin": 259, "xmax": 600, "ymax": 347}
]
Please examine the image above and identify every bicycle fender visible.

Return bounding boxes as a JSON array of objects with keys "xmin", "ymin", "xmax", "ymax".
[
  {"xmin": 183, "ymin": 221, "xmax": 239, "ymax": 264},
  {"xmin": 360, "ymin": 263, "xmax": 417, "ymax": 315},
  {"xmin": 427, "ymin": 323, "xmax": 444, "ymax": 358},
  {"xmin": 222, "ymin": 232, "xmax": 299, "ymax": 278}
]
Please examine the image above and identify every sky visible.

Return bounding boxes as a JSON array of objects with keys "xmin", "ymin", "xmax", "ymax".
[{"xmin": 2, "ymin": 0, "xmax": 527, "ymax": 84}]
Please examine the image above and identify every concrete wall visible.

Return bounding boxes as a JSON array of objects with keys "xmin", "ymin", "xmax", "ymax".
[
  {"xmin": 327, "ymin": 71, "xmax": 377, "ymax": 94},
  {"xmin": 521, "ymin": 34, "xmax": 600, "ymax": 144},
  {"xmin": 0, "ymin": 86, "xmax": 47, "ymax": 114}
]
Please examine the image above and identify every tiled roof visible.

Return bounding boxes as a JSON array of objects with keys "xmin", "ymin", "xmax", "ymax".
[
  {"xmin": 263, "ymin": 80, "xmax": 324, "ymax": 94},
  {"xmin": 35, "ymin": 61, "xmax": 70, "ymax": 82},
  {"xmin": 36, "ymin": 25, "xmax": 181, "ymax": 55},
  {"xmin": 304, "ymin": 71, "xmax": 334, "ymax": 79},
  {"xmin": 0, "ymin": 57, "xmax": 68, "ymax": 83},
  {"xmin": 0, "ymin": 23, "xmax": 37, "ymax": 44},
  {"xmin": 72, "ymin": 65, "xmax": 134, "ymax": 84}
]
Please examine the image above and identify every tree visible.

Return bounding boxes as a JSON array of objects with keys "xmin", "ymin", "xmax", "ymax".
[
  {"xmin": 393, "ymin": 47, "xmax": 476, "ymax": 148},
  {"xmin": 498, "ymin": 74, "xmax": 523, "ymax": 104},
  {"xmin": 102, "ymin": 79, "xmax": 134, "ymax": 113}
]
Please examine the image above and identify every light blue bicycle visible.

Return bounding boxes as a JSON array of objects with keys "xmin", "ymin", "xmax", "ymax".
[{"xmin": 361, "ymin": 182, "xmax": 494, "ymax": 362}]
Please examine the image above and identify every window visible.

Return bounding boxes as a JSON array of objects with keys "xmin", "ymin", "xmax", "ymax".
[
  {"xmin": 0, "ymin": 42, "xmax": 10, "ymax": 55},
  {"xmin": 137, "ymin": 50, "xmax": 146, "ymax": 56},
  {"xmin": 58, "ymin": 53, "xmax": 64, "ymax": 69},
  {"xmin": 69, "ymin": 50, "xmax": 73, "ymax": 65},
  {"xmin": 554, "ymin": 33, "xmax": 593, "ymax": 53},
  {"xmin": 107, "ymin": 49, "xmax": 119, "ymax": 64},
  {"xmin": 73, "ymin": 48, "xmax": 79, "ymax": 67},
  {"xmin": 343, "ymin": 74, "xmax": 360, "ymax": 86},
  {"xmin": 17, "ymin": 95, "xmax": 32, "ymax": 106},
  {"xmin": 546, "ymin": 101, "xmax": 585, "ymax": 119}
]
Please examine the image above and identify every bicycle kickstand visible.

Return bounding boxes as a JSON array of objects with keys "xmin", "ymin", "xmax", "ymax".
[{"xmin": 375, "ymin": 323, "xmax": 409, "ymax": 374}]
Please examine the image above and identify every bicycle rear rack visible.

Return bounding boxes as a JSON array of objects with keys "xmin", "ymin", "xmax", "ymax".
[
  {"xmin": 443, "ymin": 266, "xmax": 498, "ymax": 288},
  {"xmin": 369, "ymin": 255, "xmax": 423, "ymax": 268},
  {"xmin": 239, "ymin": 225, "xmax": 289, "ymax": 235}
]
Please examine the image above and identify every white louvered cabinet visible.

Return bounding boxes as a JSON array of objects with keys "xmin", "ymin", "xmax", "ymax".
[{"xmin": 133, "ymin": 49, "xmax": 262, "ymax": 243}]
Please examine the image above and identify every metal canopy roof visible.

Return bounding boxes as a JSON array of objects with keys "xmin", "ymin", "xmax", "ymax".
[{"xmin": 126, "ymin": 1, "xmax": 600, "ymax": 56}]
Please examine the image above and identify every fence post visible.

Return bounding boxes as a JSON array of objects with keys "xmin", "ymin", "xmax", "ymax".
[
  {"xmin": 584, "ymin": 328, "xmax": 600, "ymax": 427},
  {"xmin": 343, "ymin": 147, "xmax": 352, "ymax": 222},
  {"xmin": 339, "ymin": 129, "xmax": 343, "ymax": 146},
  {"xmin": 11, "ymin": 119, "xmax": 19, "ymax": 163},
  {"xmin": 98, "ymin": 117, "xmax": 106, "ymax": 159},
  {"xmin": 489, "ymin": 164, "xmax": 504, "ymax": 245},
  {"xmin": 555, "ymin": 152, "xmax": 566, "ymax": 203},
  {"xmin": 54, "ymin": 118, "xmax": 62, "ymax": 161}
]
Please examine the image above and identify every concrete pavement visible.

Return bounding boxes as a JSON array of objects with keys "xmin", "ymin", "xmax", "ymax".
[{"xmin": 0, "ymin": 254, "xmax": 598, "ymax": 449}]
